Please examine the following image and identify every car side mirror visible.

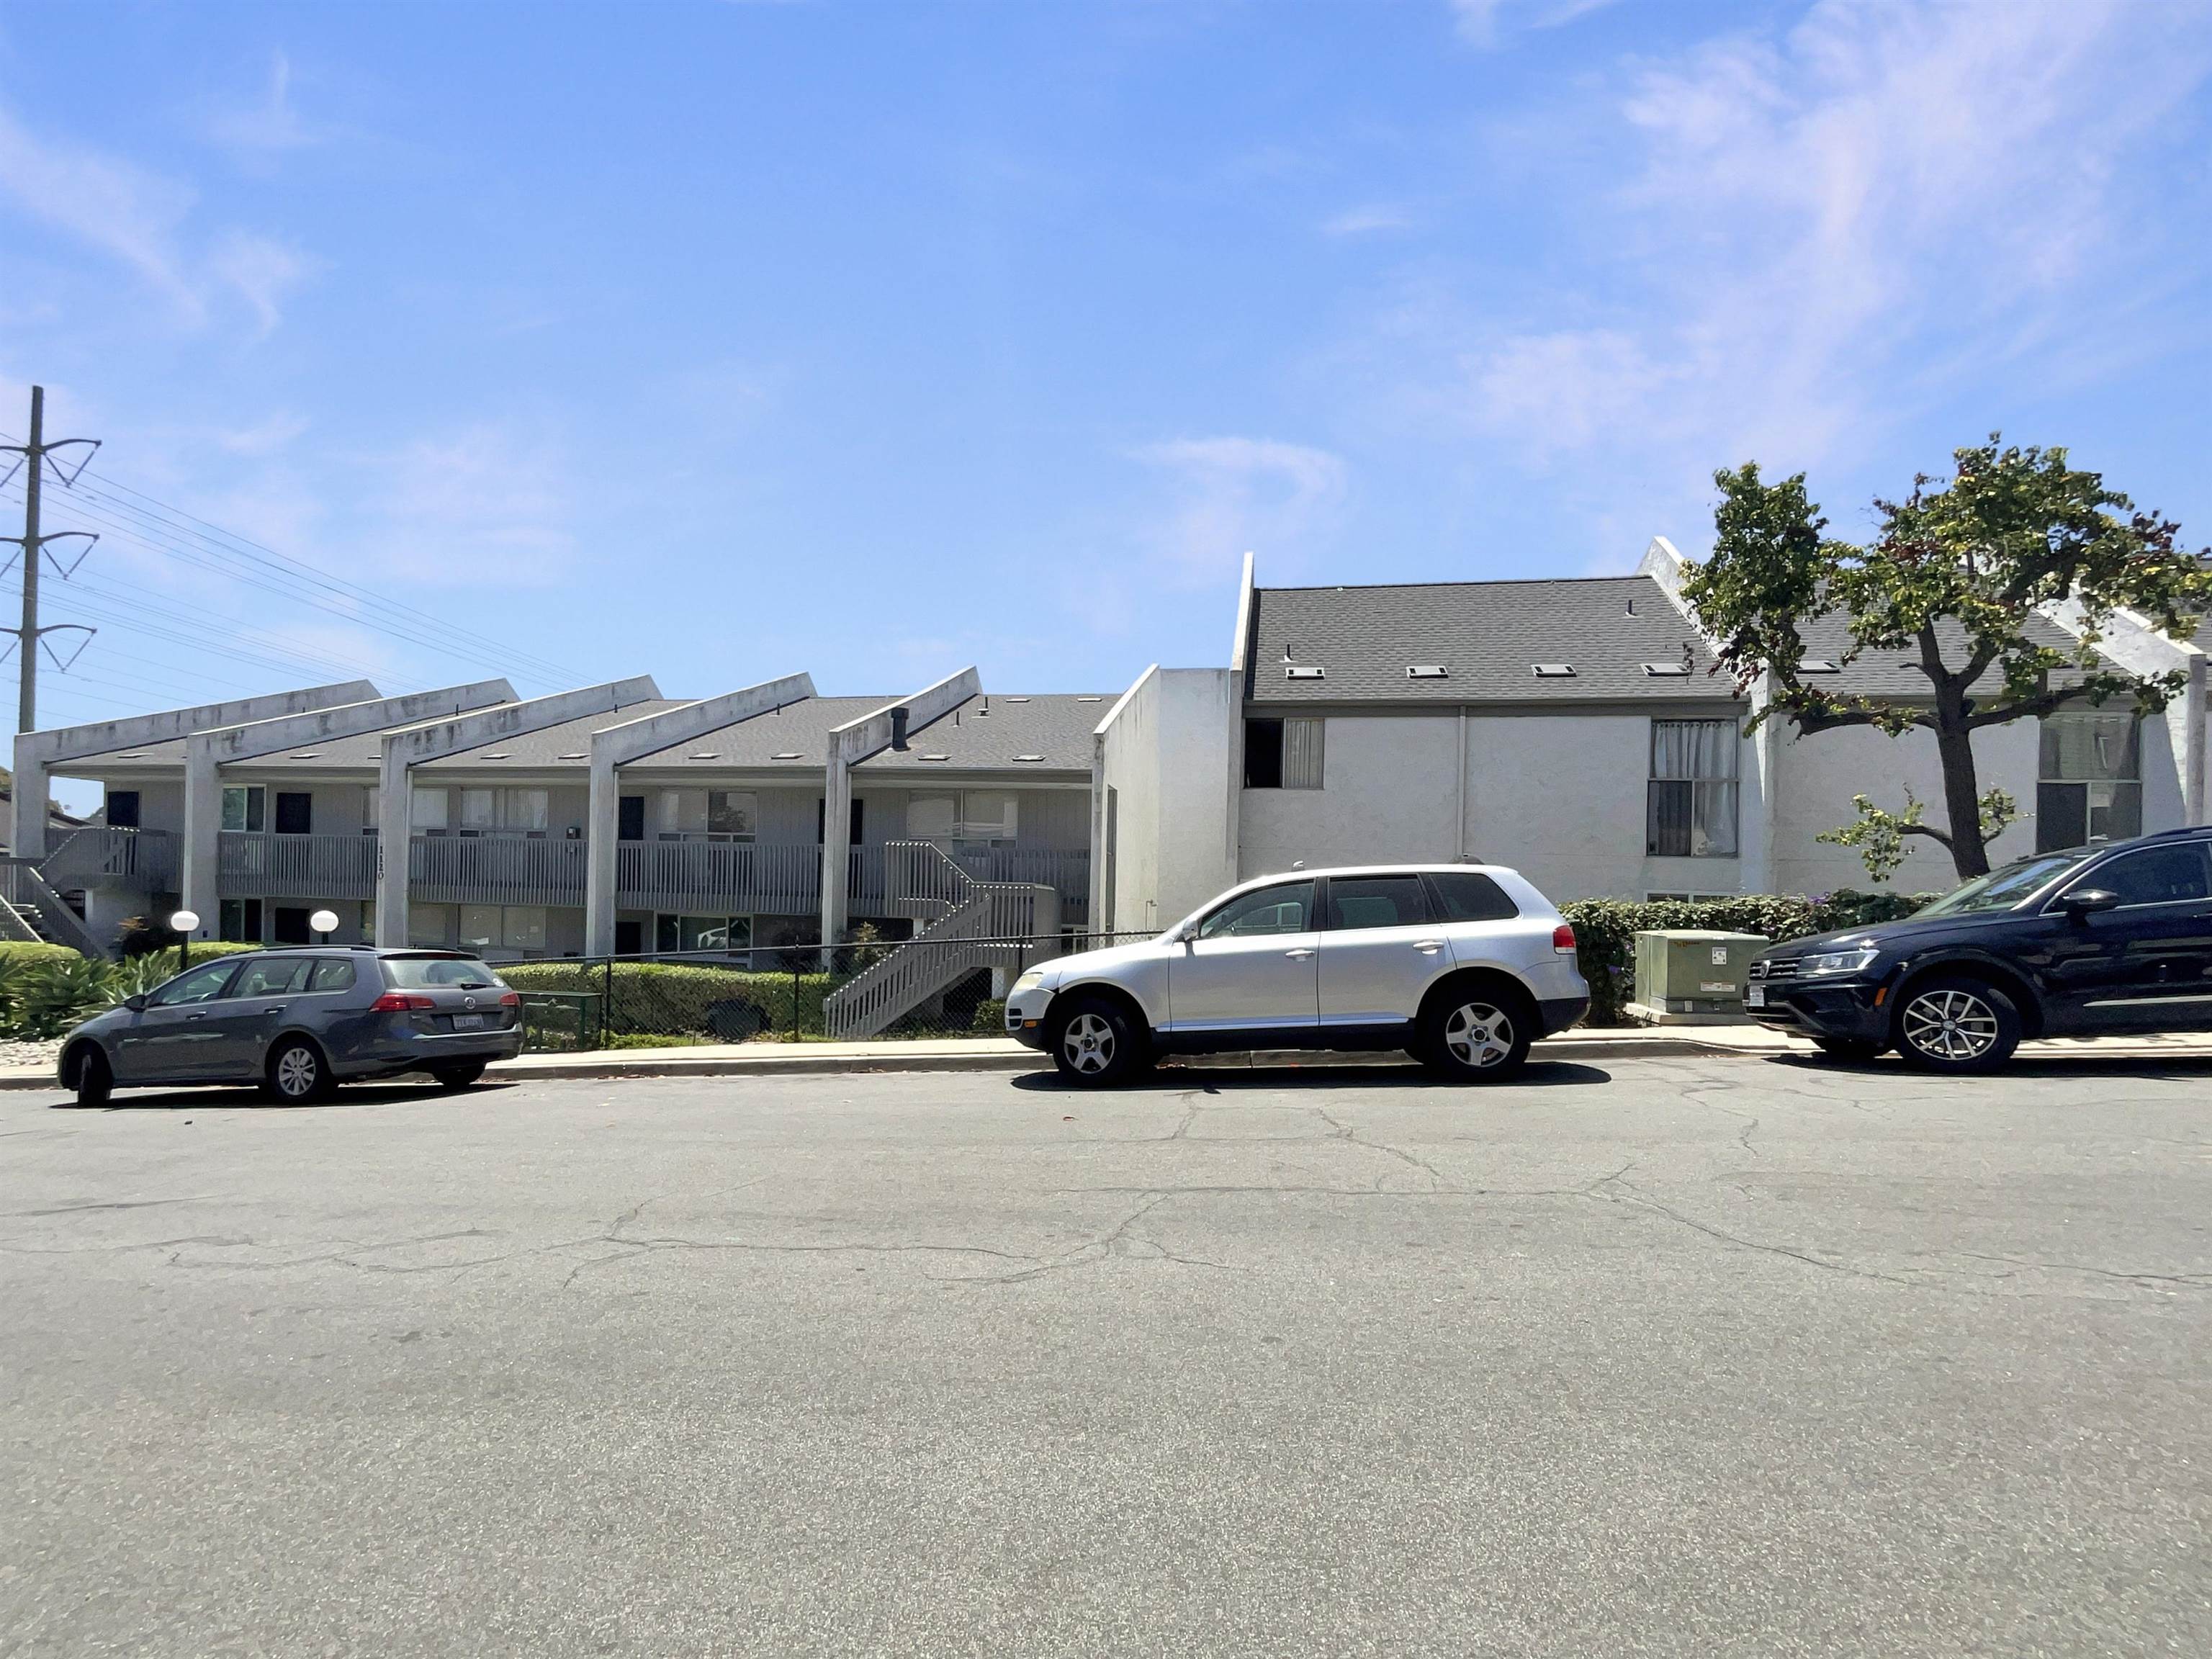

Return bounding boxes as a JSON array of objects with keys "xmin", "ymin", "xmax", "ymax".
[
  {"xmin": 2062, "ymin": 888, "xmax": 2121, "ymax": 918},
  {"xmin": 124, "ymin": 994, "xmax": 148, "ymax": 1012}
]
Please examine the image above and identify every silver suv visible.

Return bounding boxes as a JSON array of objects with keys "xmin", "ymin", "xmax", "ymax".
[
  {"xmin": 1006, "ymin": 864, "xmax": 1588, "ymax": 1086},
  {"xmin": 58, "ymin": 948, "xmax": 525, "ymax": 1106}
]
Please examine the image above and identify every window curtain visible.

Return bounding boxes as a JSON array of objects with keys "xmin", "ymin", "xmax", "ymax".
[
  {"xmin": 1650, "ymin": 720, "xmax": 1738, "ymax": 781},
  {"xmin": 1649, "ymin": 721, "xmax": 1738, "ymax": 856},
  {"xmin": 2040, "ymin": 713, "xmax": 2140, "ymax": 783},
  {"xmin": 1283, "ymin": 718, "xmax": 1326, "ymax": 790}
]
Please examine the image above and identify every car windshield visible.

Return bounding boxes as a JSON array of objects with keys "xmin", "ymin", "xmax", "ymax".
[
  {"xmin": 382, "ymin": 955, "xmax": 505, "ymax": 990},
  {"xmin": 1915, "ymin": 850, "xmax": 2095, "ymax": 917}
]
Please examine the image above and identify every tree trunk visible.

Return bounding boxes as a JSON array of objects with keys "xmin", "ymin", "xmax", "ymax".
[{"xmin": 1932, "ymin": 709, "xmax": 1989, "ymax": 879}]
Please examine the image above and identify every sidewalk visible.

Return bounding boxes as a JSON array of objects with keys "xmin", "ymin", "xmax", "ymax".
[{"xmin": 7, "ymin": 1024, "xmax": 2208, "ymax": 1092}]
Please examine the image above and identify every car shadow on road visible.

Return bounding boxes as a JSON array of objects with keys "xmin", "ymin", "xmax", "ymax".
[
  {"xmin": 55, "ymin": 1081, "xmax": 523, "ymax": 1112},
  {"xmin": 1009, "ymin": 1060, "xmax": 1614, "ymax": 1093},
  {"xmin": 1758, "ymin": 1052, "xmax": 2212, "ymax": 1082}
]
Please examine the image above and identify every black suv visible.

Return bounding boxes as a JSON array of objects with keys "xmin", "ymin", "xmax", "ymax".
[{"xmin": 1748, "ymin": 827, "xmax": 2212, "ymax": 1071}]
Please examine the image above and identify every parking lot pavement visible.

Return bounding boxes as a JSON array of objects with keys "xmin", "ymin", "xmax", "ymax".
[{"xmin": 4, "ymin": 1056, "xmax": 2208, "ymax": 1658}]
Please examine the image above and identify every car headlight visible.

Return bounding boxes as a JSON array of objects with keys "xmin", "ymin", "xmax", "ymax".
[
  {"xmin": 1011, "ymin": 968, "xmax": 1047, "ymax": 995},
  {"xmin": 1799, "ymin": 948, "xmax": 1880, "ymax": 977}
]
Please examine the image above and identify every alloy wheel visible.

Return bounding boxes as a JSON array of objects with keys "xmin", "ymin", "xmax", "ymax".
[
  {"xmin": 1900, "ymin": 988, "xmax": 1999, "ymax": 1062},
  {"xmin": 274, "ymin": 1046, "xmax": 320, "ymax": 1099},
  {"xmin": 1443, "ymin": 1002, "xmax": 1514, "ymax": 1069},
  {"xmin": 1061, "ymin": 1012, "xmax": 1115, "ymax": 1075}
]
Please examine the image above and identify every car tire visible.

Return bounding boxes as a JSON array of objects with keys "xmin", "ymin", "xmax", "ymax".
[
  {"xmin": 1048, "ymin": 994, "xmax": 1145, "ymax": 1087},
  {"xmin": 1813, "ymin": 1037, "xmax": 1882, "ymax": 1064},
  {"xmin": 1418, "ymin": 984, "xmax": 1534, "ymax": 1083},
  {"xmin": 68, "ymin": 1044, "xmax": 112, "ymax": 1107},
  {"xmin": 1893, "ymin": 976, "xmax": 2021, "ymax": 1074},
  {"xmin": 430, "ymin": 1061, "xmax": 487, "ymax": 1092},
  {"xmin": 264, "ymin": 1038, "xmax": 336, "ymax": 1104}
]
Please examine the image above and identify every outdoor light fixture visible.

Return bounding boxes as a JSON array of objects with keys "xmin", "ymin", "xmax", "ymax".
[
  {"xmin": 168, "ymin": 909, "xmax": 199, "ymax": 973},
  {"xmin": 310, "ymin": 909, "xmax": 340, "ymax": 943}
]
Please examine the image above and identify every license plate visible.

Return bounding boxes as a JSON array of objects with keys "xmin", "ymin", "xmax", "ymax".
[
  {"xmin": 453, "ymin": 1013, "xmax": 486, "ymax": 1031},
  {"xmin": 1745, "ymin": 986, "xmax": 1766, "ymax": 1009}
]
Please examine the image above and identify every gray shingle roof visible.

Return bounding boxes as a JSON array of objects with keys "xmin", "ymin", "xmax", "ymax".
[
  {"xmin": 628, "ymin": 696, "xmax": 886, "ymax": 770},
  {"xmin": 1246, "ymin": 577, "xmax": 1738, "ymax": 706},
  {"xmin": 1787, "ymin": 611, "xmax": 2115, "ymax": 699},
  {"xmin": 858, "ymin": 693, "xmax": 1106, "ymax": 773},
  {"xmin": 418, "ymin": 700, "xmax": 694, "ymax": 769}
]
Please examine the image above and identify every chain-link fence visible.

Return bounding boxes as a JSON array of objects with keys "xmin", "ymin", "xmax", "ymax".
[{"xmin": 501, "ymin": 930, "xmax": 1160, "ymax": 1052}]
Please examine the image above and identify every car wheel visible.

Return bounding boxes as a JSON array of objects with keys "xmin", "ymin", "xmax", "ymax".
[
  {"xmin": 1894, "ymin": 976, "xmax": 2021, "ymax": 1074},
  {"xmin": 68, "ymin": 1045, "xmax": 112, "ymax": 1107},
  {"xmin": 264, "ymin": 1038, "xmax": 335, "ymax": 1103},
  {"xmin": 430, "ymin": 1061, "xmax": 486, "ymax": 1092},
  {"xmin": 1813, "ymin": 1037, "xmax": 1882, "ymax": 1064},
  {"xmin": 1049, "ymin": 995, "xmax": 1143, "ymax": 1087},
  {"xmin": 1419, "ymin": 986, "xmax": 1532, "ymax": 1083}
]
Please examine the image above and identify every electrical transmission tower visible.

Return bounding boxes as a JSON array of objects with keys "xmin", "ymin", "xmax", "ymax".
[{"xmin": 1, "ymin": 385, "xmax": 101, "ymax": 732}]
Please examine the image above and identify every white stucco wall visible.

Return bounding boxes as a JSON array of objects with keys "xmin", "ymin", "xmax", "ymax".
[
  {"xmin": 1768, "ymin": 719, "xmax": 2043, "ymax": 895},
  {"xmin": 1098, "ymin": 667, "xmax": 1237, "ymax": 934},
  {"xmin": 1238, "ymin": 714, "xmax": 1460, "ymax": 883}
]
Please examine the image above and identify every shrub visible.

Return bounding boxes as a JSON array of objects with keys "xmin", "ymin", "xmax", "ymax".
[
  {"xmin": 1560, "ymin": 890, "xmax": 1933, "ymax": 1026},
  {"xmin": 500, "ymin": 961, "xmax": 836, "ymax": 1043},
  {"xmin": 605, "ymin": 1032, "xmax": 711, "ymax": 1050}
]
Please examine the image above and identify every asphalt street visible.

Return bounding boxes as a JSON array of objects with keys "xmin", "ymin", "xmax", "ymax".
[{"xmin": 4, "ymin": 1053, "xmax": 2208, "ymax": 1658}]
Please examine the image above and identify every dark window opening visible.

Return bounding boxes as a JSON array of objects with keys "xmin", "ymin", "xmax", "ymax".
[
  {"xmin": 1244, "ymin": 719, "xmax": 1283, "ymax": 789},
  {"xmin": 274, "ymin": 792, "xmax": 313, "ymax": 835},
  {"xmin": 271, "ymin": 906, "xmax": 312, "ymax": 945},
  {"xmin": 816, "ymin": 797, "xmax": 865, "ymax": 845},
  {"xmin": 618, "ymin": 796, "xmax": 646, "ymax": 842},
  {"xmin": 105, "ymin": 790, "xmax": 140, "ymax": 828}
]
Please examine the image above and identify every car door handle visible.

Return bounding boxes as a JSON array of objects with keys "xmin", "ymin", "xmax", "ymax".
[
  {"xmin": 1412, "ymin": 939, "xmax": 1444, "ymax": 953},
  {"xmin": 1284, "ymin": 948, "xmax": 1316, "ymax": 960},
  {"xmin": 185, "ymin": 1012, "xmax": 206, "ymax": 1022}
]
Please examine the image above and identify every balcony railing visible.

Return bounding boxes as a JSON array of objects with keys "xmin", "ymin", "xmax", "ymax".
[
  {"xmin": 220, "ymin": 832, "xmax": 378, "ymax": 900},
  {"xmin": 411, "ymin": 834, "xmax": 587, "ymax": 908},
  {"xmin": 42, "ymin": 826, "xmax": 179, "ymax": 891}
]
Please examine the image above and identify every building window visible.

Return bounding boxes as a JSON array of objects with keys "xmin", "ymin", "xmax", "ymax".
[
  {"xmin": 907, "ymin": 792, "xmax": 1018, "ymax": 844},
  {"xmin": 1647, "ymin": 720, "xmax": 1739, "ymax": 858},
  {"xmin": 815, "ymin": 797, "xmax": 866, "ymax": 845},
  {"xmin": 104, "ymin": 790, "xmax": 140, "ymax": 828},
  {"xmin": 409, "ymin": 902, "xmax": 451, "ymax": 949},
  {"xmin": 459, "ymin": 904, "xmax": 547, "ymax": 954},
  {"xmin": 656, "ymin": 789, "xmax": 756, "ymax": 842},
  {"xmin": 1244, "ymin": 717, "xmax": 1324, "ymax": 789},
  {"xmin": 359, "ymin": 900, "xmax": 376, "ymax": 945},
  {"xmin": 221, "ymin": 786, "xmax": 266, "ymax": 833},
  {"xmin": 411, "ymin": 787, "xmax": 450, "ymax": 834},
  {"xmin": 461, "ymin": 787, "xmax": 550, "ymax": 838},
  {"xmin": 272, "ymin": 906, "xmax": 311, "ymax": 945},
  {"xmin": 619, "ymin": 796, "xmax": 647, "ymax": 842},
  {"xmin": 360, "ymin": 785, "xmax": 379, "ymax": 835},
  {"xmin": 2038, "ymin": 711, "xmax": 2141, "ymax": 852},
  {"xmin": 218, "ymin": 897, "xmax": 263, "ymax": 943},
  {"xmin": 274, "ymin": 791, "xmax": 313, "ymax": 835},
  {"xmin": 655, "ymin": 914, "xmax": 753, "ymax": 954}
]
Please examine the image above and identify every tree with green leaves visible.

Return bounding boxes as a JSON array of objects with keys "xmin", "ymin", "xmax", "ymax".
[{"xmin": 1681, "ymin": 437, "xmax": 2210, "ymax": 881}]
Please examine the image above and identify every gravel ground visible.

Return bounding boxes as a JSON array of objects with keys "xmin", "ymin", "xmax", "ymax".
[{"xmin": 0, "ymin": 1037, "xmax": 60, "ymax": 1070}]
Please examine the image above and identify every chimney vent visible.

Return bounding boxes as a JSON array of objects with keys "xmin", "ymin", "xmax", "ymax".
[{"xmin": 890, "ymin": 706, "xmax": 910, "ymax": 751}]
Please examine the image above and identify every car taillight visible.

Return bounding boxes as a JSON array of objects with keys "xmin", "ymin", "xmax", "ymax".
[
  {"xmin": 1552, "ymin": 924, "xmax": 1577, "ymax": 955},
  {"xmin": 372, "ymin": 992, "xmax": 436, "ymax": 1012},
  {"xmin": 498, "ymin": 991, "xmax": 521, "ymax": 1007}
]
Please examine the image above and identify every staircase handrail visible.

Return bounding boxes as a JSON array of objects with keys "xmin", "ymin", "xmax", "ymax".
[{"xmin": 0, "ymin": 857, "xmax": 104, "ymax": 956}]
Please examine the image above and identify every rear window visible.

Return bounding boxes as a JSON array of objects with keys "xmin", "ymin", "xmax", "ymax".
[
  {"xmin": 381, "ymin": 955, "xmax": 506, "ymax": 990},
  {"xmin": 307, "ymin": 958, "xmax": 358, "ymax": 992},
  {"xmin": 1425, "ymin": 871, "xmax": 1519, "ymax": 922}
]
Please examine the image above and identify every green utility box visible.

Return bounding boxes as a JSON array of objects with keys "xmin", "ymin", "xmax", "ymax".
[{"xmin": 1631, "ymin": 930, "xmax": 1769, "ymax": 1022}]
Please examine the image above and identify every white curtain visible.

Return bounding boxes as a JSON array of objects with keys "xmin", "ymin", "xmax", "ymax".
[
  {"xmin": 1284, "ymin": 718, "xmax": 1326, "ymax": 790},
  {"xmin": 1650, "ymin": 720, "xmax": 1737, "ymax": 781}
]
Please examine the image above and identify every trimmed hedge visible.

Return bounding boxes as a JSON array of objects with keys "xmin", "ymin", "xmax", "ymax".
[
  {"xmin": 500, "ymin": 960, "xmax": 837, "ymax": 1043},
  {"xmin": 1562, "ymin": 890, "xmax": 1932, "ymax": 1026},
  {"xmin": 0, "ymin": 942, "xmax": 84, "ymax": 968}
]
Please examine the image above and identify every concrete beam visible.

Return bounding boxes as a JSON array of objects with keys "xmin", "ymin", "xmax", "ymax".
[
  {"xmin": 820, "ymin": 667, "xmax": 981, "ymax": 956},
  {"xmin": 373, "ymin": 677, "xmax": 661, "ymax": 946},
  {"xmin": 583, "ymin": 673, "xmax": 816, "ymax": 956},
  {"xmin": 177, "ymin": 680, "xmax": 517, "ymax": 932},
  {"xmin": 14, "ymin": 680, "xmax": 376, "ymax": 863}
]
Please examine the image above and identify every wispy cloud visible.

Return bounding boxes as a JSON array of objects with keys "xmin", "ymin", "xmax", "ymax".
[
  {"xmin": 1321, "ymin": 203, "xmax": 1416, "ymax": 238},
  {"xmin": 204, "ymin": 51, "xmax": 318, "ymax": 161},
  {"xmin": 0, "ymin": 100, "xmax": 318, "ymax": 336},
  {"xmin": 1451, "ymin": 0, "xmax": 1622, "ymax": 48},
  {"xmin": 1134, "ymin": 436, "xmax": 1347, "ymax": 586},
  {"xmin": 364, "ymin": 421, "xmax": 580, "ymax": 587},
  {"xmin": 1395, "ymin": 0, "xmax": 2212, "ymax": 542}
]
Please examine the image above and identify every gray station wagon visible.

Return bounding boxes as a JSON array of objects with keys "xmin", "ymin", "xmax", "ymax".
[{"xmin": 58, "ymin": 947, "xmax": 525, "ymax": 1106}]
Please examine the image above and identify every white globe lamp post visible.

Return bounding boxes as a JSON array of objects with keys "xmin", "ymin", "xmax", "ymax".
[
  {"xmin": 310, "ymin": 909, "xmax": 340, "ymax": 944},
  {"xmin": 168, "ymin": 909, "xmax": 199, "ymax": 974}
]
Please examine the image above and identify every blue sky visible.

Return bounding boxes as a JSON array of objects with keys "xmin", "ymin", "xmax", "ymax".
[{"xmin": 3, "ymin": 0, "xmax": 2208, "ymax": 811}]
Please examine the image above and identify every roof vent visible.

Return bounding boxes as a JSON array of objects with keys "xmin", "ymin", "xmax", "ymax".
[
  {"xmin": 1799, "ymin": 659, "xmax": 1841, "ymax": 674},
  {"xmin": 1285, "ymin": 665, "xmax": 1326, "ymax": 681},
  {"xmin": 1003, "ymin": 696, "xmax": 1031, "ymax": 703},
  {"xmin": 771, "ymin": 750, "xmax": 802, "ymax": 760},
  {"xmin": 1406, "ymin": 665, "xmax": 1448, "ymax": 680},
  {"xmin": 481, "ymin": 752, "xmax": 511, "ymax": 760},
  {"xmin": 1013, "ymin": 753, "xmax": 1045, "ymax": 763},
  {"xmin": 1640, "ymin": 662, "xmax": 1691, "ymax": 678},
  {"xmin": 1626, "ymin": 597, "xmax": 1637, "ymax": 616},
  {"xmin": 890, "ymin": 706, "xmax": 910, "ymax": 750},
  {"xmin": 1074, "ymin": 695, "xmax": 1103, "ymax": 703},
  {"xmin": 976, "ymin": 696, "xmax": 989, "ymax": 716},
  {"xmin": 918, "ymin": 752, "xmax": 950, "ymax": 762},
  {"xmin": 1532, "ymin": 664, "xmax": 1576, "ymax": 678},
  {"xmin": 288, "ymin": 751, "xmax": 321, "ymax": 759},
  {"xmin": 687, "ymin": 752, "xmax": 719, "ymax": 760},
  {"xmin": 557, "ymin": 752, "xmax": 587, "ymax": 760}
]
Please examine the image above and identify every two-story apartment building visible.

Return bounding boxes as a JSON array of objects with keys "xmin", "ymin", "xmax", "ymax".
[
  {"xmin": 1087, "ymin": 543, "xmax": 2211, "ymax": 932},
  {"xmin": 14, "ymin": 670, "xmax": 1107, "ymax": 968}
]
